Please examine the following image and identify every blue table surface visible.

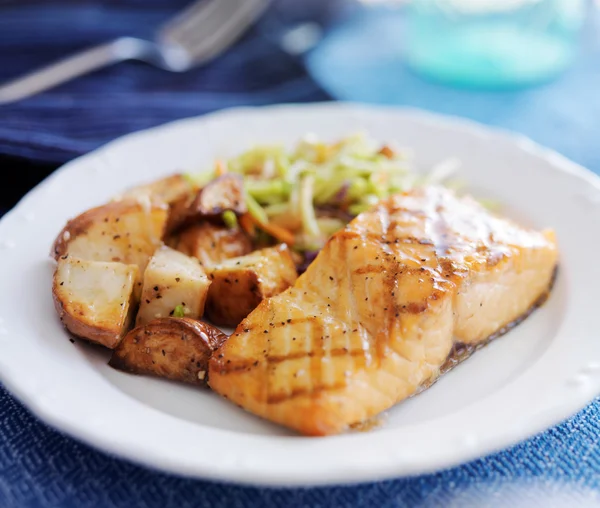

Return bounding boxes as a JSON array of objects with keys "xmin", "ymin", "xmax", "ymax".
[
  {"xmin": 305, "ymin": 7, "xmax": 600, "ymax": 176},
  {"xmin": 2, "ymin": 2, "xmax": 600, "ymax": 507}
]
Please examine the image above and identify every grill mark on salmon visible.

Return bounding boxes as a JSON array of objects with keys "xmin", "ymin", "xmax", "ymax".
[
  {"xmin": 354, "ymin": 265, "xmax": 386, "ymax": 275},
  {"xmin": 267, "ymin": 382, "xmax": 347, "ymax": 404},
  {"xmin": 267, "ymin": 348, "xmax": 368, "ymax": 365},
  {"xmin": 336, "ymin": 229, "xmax": 436, "ymax": 247},
  {"xmin": 353, "ymin": 264, "xmax": 438, "ymax": 277},
  {"xmin": 215, "ymin": 362, "xmax": 258, "ymax": 374},
  {"xmin": 213, "ymin": 344, "xmax": 371, "ymax": 375},
  {"xmin": 240, "ymin": 315, "xmax": 320, "ymax": 332},
  {"xmin": 389, "ymin": 237, "xmax": 435, "ymax": 246},
  {"xmin": 309, "ymin": 318, "xmax": 324, "ymax": 400}
]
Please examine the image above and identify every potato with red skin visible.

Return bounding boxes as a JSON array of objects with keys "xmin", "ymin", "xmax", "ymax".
[
  {"xmin": 205, "ymin": 244, "xmax": 298, "ymax": 327},
  {"xmin": 51, "ymin": 200, "xmax": 168, "ymax": 279},
  {"xmin": 53, "ymin": 256, "xmax": 138, "ymax": 348},
  {"xmin": 109, "ymin": 318, "xmax": 228, "ymax": 386},
  {"xmin": 168, "ymin": 222, "xmax": 253, "ymax": 267},
  {"xmin": 113, "ymin": 174, "xmax": 197, "ymax": 207},
  {"xmin": 164, "ymin": 192, "xmax": 197, "ymax": 235},
  {"xmin": 189, "ymin": 173, "xmax": 246, "ymax": 217},
  {"xmin": 165, "ymin": 174, "xmax": 247, "ymax": 234}
]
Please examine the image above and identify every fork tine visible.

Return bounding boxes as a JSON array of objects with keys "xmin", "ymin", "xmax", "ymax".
[
  {"xmin": 158, "ymin": 0, "xmax": 269, "ymax": 62},
  {"xmin": 158, "ymin": 0, "xmax": 221, "ymax": 43},
  {"xmin": 179, "ymin": 0, "xmax": 268, "ymax": 56},
  {"xmin": 160, "ymin": 0, "xmax": 267, "ymax": 45}
]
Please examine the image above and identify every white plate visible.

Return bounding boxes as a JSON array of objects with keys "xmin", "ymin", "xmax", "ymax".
[{"xmin": 1, "ymin": 103, "xmax": 599, "ymax": 487}]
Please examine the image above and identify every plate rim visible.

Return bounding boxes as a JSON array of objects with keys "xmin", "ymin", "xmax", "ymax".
[{"xmin": 1, "ymin": 102, "xmax": 600, "ymax": 487}]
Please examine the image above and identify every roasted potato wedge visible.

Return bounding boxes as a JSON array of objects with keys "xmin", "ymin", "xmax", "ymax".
[
  {"xmin": 164, "ymin": 174, "xmax": 246, "ymax": 234},
  {"xmin": 189, "ymin": 173, "xmax": 246, "ymax": 217},
  {"xmin": 205, "ymin": 244, "xmax": 298, "ymax": 326},
  {"xmin": 164, "ymin": 192, "xmax": 197, "ymax": 235},
  {"xmin": 113, "ymin": 174, "xmax": 196, "ymax": 206},
  {"xmin": 109, "ymin": 317, "xmax": 228, "ymax": 386},
  {"xmin": 169, "ymin": 222, "xmax": 253, "ymax": 267},
  {"xmin": 52, "ymin": 201, "xmax": 168, "ymax": 280},
  {"xmin": 53, "ymin": 256, "xmax": 138, "ymax": 348},
  {"xmin": 136, "ymin": 246, "xmax": 211, "ymax": 326}
]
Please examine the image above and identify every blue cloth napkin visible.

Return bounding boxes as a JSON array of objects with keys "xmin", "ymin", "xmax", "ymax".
[
  {"xmin": 0, "ymin": 0, "xmax": 345, "ymax": 162},
  {"xmin": 2, "ymin": 2, "xmax": 600, "ymax": 507}
]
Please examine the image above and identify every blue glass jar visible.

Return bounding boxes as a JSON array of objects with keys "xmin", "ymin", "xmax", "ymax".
[{"xmin": 405, "ymin": 0, "xmax": 586, "ymax": 89}]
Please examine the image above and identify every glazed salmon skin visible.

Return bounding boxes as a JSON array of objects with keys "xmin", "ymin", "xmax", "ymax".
[{"xmin": 209, "ymin": 187, "xmax": 558, "ymax": 436}]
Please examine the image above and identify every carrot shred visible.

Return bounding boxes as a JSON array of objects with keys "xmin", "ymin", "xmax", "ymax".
[
  {"xmin": 248, "ymin": 214, "xmax": 295, "ymax": 245},
  {"xmin": 378, "ymin": 145, "xmax": 395, "ymax": 159},
  {"xmin": 239, "ymin": 213, "xmax": 256, "ymax": 236},
  {"xmin": 215, "ymin": 160, "xmax": 227, "ymax": 176}
]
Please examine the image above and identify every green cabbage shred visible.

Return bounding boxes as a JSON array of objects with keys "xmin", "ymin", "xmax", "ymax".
[
  {"xmin": 222, "ymin": 210, "xmax": 238, "ymax": 229},
  {"xmin": 172, "ymin": 304, "xmax": 185, "ymax": 318}
]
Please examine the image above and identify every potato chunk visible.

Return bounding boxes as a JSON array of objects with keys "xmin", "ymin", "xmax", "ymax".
[
  {"xmin": 51, "ymin": 201, "xmax": 168, "ymax": 277},
  {"xmin": 109, "ymin": 317, "xmax": 228, "ymax": 386},
  {"xmin": 169, "ymin": 223, "xmax": 253, "ymax": 267},
  {"xmin": 53, "ymin": 256, "xmax": 138, "ymax": 348},
  {"xmin": 205, "ymin": 244, "xmax": 298, "ymax": 326},
  {"xmin": 136, "ymin": 246, "xmax": 211, "ymax": 326},
  {"xmin": 113, "ymin": 174, "xmax": 196, "ymax": 206},
  {"xmin": 189, "ymin": 174, "xmax": 246, "ymax": 217},
  {"xmin": 164, "ymin": 192, "xmax": 197, "ymax": 235},
  {"xmin": 164, "ymin": 174, "xmax": 247, "ymax": 234}
]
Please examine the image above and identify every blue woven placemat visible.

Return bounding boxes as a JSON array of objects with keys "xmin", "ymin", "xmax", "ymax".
[
  {"xmin": 1, "ymin": 387, "xmax": 600, "ymax": 507},
  {"xmin": 2, "ymin": 2, "xmax": 600, "ymax": 507}
]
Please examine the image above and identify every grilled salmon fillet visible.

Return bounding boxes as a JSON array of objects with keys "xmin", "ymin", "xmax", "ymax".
[{"xmin": 209, "ymin": 187, "xmax": 558, "ymax": 436}]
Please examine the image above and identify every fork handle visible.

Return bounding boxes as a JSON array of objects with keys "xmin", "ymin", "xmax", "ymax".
[{"xmin": 0, "ymin": 38, "xmax": 145, "ymax": 105}]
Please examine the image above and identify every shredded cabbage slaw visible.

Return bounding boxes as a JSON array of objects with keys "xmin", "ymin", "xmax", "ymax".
[{"xmin": 187, "ymin": 133, "xmax": 461, "ymax": 255}]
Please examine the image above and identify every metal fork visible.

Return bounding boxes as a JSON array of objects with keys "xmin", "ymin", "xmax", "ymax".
[{"xmin": 0, "ymin": 0, "xmax": 270, "ymax": 105}]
